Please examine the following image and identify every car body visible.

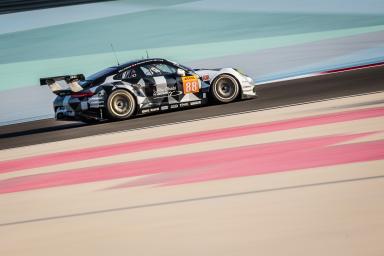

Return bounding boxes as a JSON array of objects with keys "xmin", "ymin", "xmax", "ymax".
[{"xmin": 40, "ymin": 58, "xmax": 257, "ymax": 123}]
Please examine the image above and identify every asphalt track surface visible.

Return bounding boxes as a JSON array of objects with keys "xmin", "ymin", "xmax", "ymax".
[{"xmin": 1, "ymin": 65, "xmax": 383, "ymax": 149}]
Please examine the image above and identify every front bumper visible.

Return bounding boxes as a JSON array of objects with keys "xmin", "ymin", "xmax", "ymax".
[{"xmin": 240, "ymin": 80, "xmax": 257, "ymax": 99}]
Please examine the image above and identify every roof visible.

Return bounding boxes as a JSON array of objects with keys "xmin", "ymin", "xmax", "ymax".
[{"xmin": 116, "ymin": 58, "xmax": 170, "ymax": 70}]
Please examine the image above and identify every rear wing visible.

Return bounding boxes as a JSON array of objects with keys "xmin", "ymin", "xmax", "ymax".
[{"xmin": 40, "ymin": 74, "xmax": 85, "ymax": 93}]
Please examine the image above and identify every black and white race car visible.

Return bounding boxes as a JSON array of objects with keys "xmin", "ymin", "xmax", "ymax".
[{"xmin": 40, "ymin": 58, "xmax": 257, "ymax": 123}]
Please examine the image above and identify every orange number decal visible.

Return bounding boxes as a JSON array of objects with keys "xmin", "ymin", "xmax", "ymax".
[{"xmin": 182, "ymin": 76, "xmax": 199, "ymax": 94}]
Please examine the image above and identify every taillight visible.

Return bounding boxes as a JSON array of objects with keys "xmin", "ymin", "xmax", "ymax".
[{"xmin": 71, "ymin": 91, "xmax": 94, "ymax": 98}]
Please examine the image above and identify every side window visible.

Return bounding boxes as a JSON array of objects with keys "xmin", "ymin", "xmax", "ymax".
[
  {"xmin": 153, "ymin": 63, "xmax": 177, "ymax": 75},
  {"xmin": 115, "ymin": 68, "xmax": 138, "ymax": 80},
  {"xmin": 140, "ymin": 65, "xmax": 153, "ymax": 76},
  {"xmin": 148, "ymin": 65, "xmax": 162, "ymax": 76},
  {"xmin": 122, "ymin": 69, "xmax": 137, "ymax": 79},
  {"xmin": 113, "ymin": 72, "xmax": 124, "ymax": 80},
  {"xmin": 138, "ymin": 63, "xmax": 179, "ymax": 77}
]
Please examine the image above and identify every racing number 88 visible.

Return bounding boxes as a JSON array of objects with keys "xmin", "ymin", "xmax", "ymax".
[
  {"xmin": 185, "ymin": 80, "xmax": 198, "ymax": 93},
  {"xmin": 182, "ymin": 76, "xmax": 199, "ymax": 94}
]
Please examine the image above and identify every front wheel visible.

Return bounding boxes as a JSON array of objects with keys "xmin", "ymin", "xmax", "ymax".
[
  {"xmin": 211, "ymin": 74, "xmax": 240, "ymax": 103},
  {"xmin": 106, "ymin": 89, "xmax": 136, "ymax": 120}
]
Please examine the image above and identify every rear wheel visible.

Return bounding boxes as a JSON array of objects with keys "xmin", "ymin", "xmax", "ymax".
[
  {"xmin": 211, "ymin": 74, "xmax": 240, "ymax": 103},
  {"xmin": 106, "ymin": 89, "xmax": 136, "ymax": 120}
]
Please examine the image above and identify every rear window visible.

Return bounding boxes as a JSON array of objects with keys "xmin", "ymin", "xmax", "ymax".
[{"xmin": 86, "ymin": 67, "xmax": 117, "ymax": 81}]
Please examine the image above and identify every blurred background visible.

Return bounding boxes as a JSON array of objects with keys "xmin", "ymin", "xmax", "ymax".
[
  {"xmin": 1, "ymin": 2, "xmax": 384, "ymax": 255},
  {"xmin": 0, "ymin": 0, "xmax": 384, "ymax": 124}
]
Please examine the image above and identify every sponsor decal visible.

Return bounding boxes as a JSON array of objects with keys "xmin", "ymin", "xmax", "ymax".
[
  {"xmin": 88, "ymin": 96, "xmax": 104, "ymax": 108},
  {"xmin": 153, "ymin": 86, "xmax": 177, "ymax": 97},
  {"xmin": 182, "ymin": 76, "xmax": 199, "ymax": 94},
  {"xmin": 169, "ymin": 91, "xmax": 183, "ymax": 97},
  {"xmin": 66, "ymin": 111, "xmax": 75, "ymax": 117},
  {"xmin": 180, "ymin": 102, "xmax": 189, "ymax": 107},
  {"xmin": 190, "ymin": 100, "xmax": 202, "ymax": 106},
  {"xmin": 202, "ymin": 74, "xmax": 210, "ymax": 81},
  {"xmin": 161, "ymin": 106, "xmax": 169, "ymax": 110},
  {"xmin": 150, "ymin": 107, "xmax": 160, "ymax": 112},
  {"xmin": 170, "ymin": 104, "xmax": 179, "ymax": 109},
  {"xmin": 141, "ymin": 109, "xmax": 150, "ymax": 114},
  {"xmin": 80, "ymin": 101, "xmax": 88, "ymax": 110}
]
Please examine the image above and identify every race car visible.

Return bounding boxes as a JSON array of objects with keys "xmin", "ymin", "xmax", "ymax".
[{"xmin": 40, "ymin": 58, "xmax": 257, "ymax": 123}]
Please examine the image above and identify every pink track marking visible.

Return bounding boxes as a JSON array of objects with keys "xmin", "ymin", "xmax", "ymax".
[
  {"xmin": 1, "ymin": 107, "xmax": 384, "ymax": 174},
  {"xmin": 0, "ymin": 132, "xmax": 382, "ymax": 194},
  {"xmin": 117, "ymin": 133, "xmax": 384, "ymax": 188},
  {"xmin": 162, "ymin": 139, "xmax": 384, "ymax": 187}
]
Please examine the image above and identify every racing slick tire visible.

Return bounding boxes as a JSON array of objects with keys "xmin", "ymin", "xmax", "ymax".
[
  {"xmin": 106, "ymin": 89, "xmax": 136, "ymax": 120},
  {"xmin": 211, "ymin": 74, "xmax": 240, "ymax": 103}
]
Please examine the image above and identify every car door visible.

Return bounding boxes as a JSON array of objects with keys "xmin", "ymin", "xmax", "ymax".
[
  {"xmin": 151, "ymin": 62, "xmax": 201, "ymax": 103},
  {"xmin": 170, "ymin": 65, "xmax": 202, "ymax": 104},
  {"xmin": 138, "ymin": 63, "xmax": 180, "ymax": 107}
]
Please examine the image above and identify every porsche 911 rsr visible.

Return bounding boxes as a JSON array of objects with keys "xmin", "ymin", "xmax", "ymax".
[{"xmin": 40, "ymin": 58, "xmax": 257, "ymax": 123}]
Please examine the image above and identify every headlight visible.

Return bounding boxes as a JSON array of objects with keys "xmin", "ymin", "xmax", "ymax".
[
  {"xmin": 241, "ymin": 76, "xmax": 253, "ymax": 83},
  {"xmin": 235, "ymin": 68, "xmax": 253, "ymax": 82}
]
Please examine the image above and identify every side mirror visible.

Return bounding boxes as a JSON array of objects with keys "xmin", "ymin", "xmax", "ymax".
[{"xmin": 176, "ymin": 68, "xmax": 186, "ymax": 77}]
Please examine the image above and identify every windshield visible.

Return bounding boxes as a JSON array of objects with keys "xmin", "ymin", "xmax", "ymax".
[{"xmin": 178, "ymin": 64, "xmax": 194, "ymax": 72}]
